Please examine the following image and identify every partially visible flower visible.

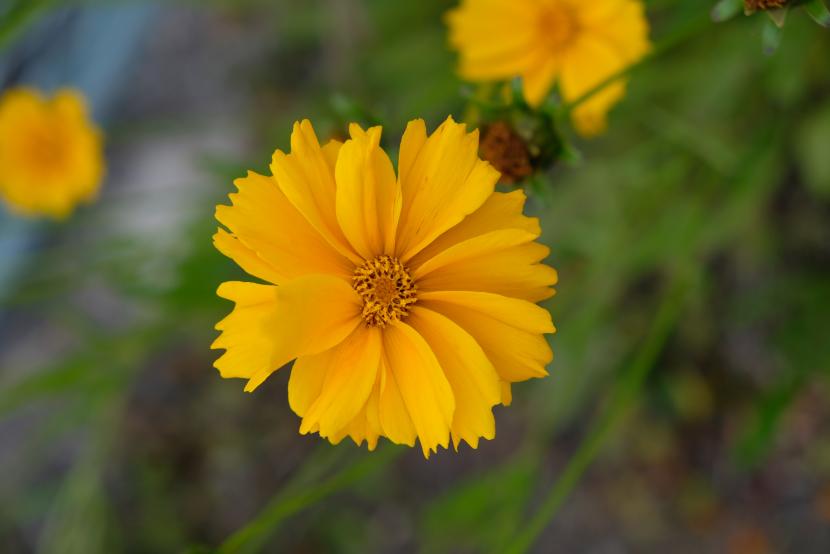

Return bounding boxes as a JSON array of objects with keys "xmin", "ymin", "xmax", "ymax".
[
  {"xmin": 480, "ymin": 121, "xmax": 534, "ymax": 184},
  {"xmin": 475, "ymin": 108, "xmax": 566, "ymax": 187},
  {"xmin": 744, "ymin": 0, "xmax": 789, "ymax": 11},
  {"xmin": 0, "ymin": 87, "xmax": 104, "ymax": 219},
  {"xmin": 447, "ymin": 0, "xmax": 651, "ymax": 136},
  {"xmin": 743, "ymin": 0, "xmax": 830, "ymax": 28},
  {"xmin": 213, "ymin": 117, "xmax": 557, "ymax": 457}
]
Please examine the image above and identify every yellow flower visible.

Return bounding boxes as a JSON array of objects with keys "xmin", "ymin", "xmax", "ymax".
[
  {"xmin": 0, "ymin": 87, "xmax": 104, "ymax": 219},
  {"xmin": 213, "ymin": 117, "xmax": 557, "ymax": 457},
  {"xmin": 447, "ymin": 0, "xmax": 650, "ymax": 136}
]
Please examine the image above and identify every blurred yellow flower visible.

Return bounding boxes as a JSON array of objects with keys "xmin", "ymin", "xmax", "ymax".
[
  {"xmin": 447, "ymin": 0, "xmax": 650, "ymax": 136},
  {"xmin": 0, "ymin": 87, "xmax": 104, "ymax": 219},
  {"xmin": 213, "ymin": 117, "xmax": 557, "ymax": 457}
]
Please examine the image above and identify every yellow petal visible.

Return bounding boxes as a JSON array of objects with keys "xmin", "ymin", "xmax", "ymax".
[
  {"xmin": 292, "ymin": 346, "xmax": 384, "ymax": 451},
  {"xmin": 213, "ymin": 228, "xmax": 283, "ymax": 285},
  {"xmin": 420, "ymin": 290, "xmax": 554, "ymax": 383},
  {"xmin": 328, "ymin": 415, "xmax": 367, "ymax": 449},
  {"xmin": 52, "ymin": 88, "xmax": 90, "ymax": 122},
  {"xmin": 335, "ymin": 125, "xmax": 401, "ymax": 259},
  {"xmin": 580, "ymin": 0, "xmax": 649, "ymax": 48},
  {"xmin": 418, "ymin": 242, "xmax": 557, "ymax": 303},
  {"xmin": 216, "ymin": 171, "xmax": 353, "ymax": 283},
  {"xmin": 396, "ymin": 117, "xmax": 500, "ymax": 262},
  {"xmin": 321, "ymin": 138, "xmax": 342, "ymax": 172},
  {"xmin": 298, "ymin": 326, "xmax": 382, "ymax": 438},
  {"xmin": 410, "ymin": 190, "xmax": 539, "ymax": 266},
  {"xmin": 363, "ymin": 379, "xmax": 383, "ymax": 450},
  {"xmin": 501, "ymin": 381, "xmax": 513, "ymax": 406},
  {"xmin": 571, "ymin": 81, "xmax": 627, "ymax": 137},
  {"xmin": 446, "ymin": 1, "xmax": 540, "ymax": 80},
  {"xmin": 211, "ymin": 282, "xmax": 281, "ymax": 382},
  {"xmin": 397, "ymin": 119, "xmax": 427, "ymax": 188},
  {"xmin": 288, "ymin": 353, "xmax": 328, "ymax": 417},
  {"xmin": 566, "ymin": 2, "xmax": 650, "ymax": 135},
  {"xmin": 326, "ymin": 377, "xmax": 383, "ymax": 451},
  {"xmin": 270, "ymin": 120, "xmax": 362, "ymax": 264},
  {"xmin": 522, "ymin": 57, "xmax": 560, "ymax": 108},
  {"xmin": 408, "ymin": 307, "xmax": 500, "ymax": 450},
  {"xmin": 559, "ymin": 37, "xmax": 629, "ymax": 137},
  {"xmin": 383, "ymin": 321, "xmax": 455, "ymax": 457},
  {"xmin": 212, "ymin": 275, "xmax": 362, "ymax": 392},
  {"xmin": 413, "ymin": 228, "xmax": 538, "ymax": 280},
  {"xmin": 377, "ymin": 354, "xmax": 416, "ymax": 447}
]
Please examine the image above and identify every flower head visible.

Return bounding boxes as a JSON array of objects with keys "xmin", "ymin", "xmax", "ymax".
[
  {"xmin": 447, "ymin": 0, "xmax": 650, "ymax": 136},
  {"xmin": 0, "ymin": 87, "xmax": 104, "ymax": 218},
  {"xmin": 213, "ymin": 117, "xmax": 557, "ymax": 457}
]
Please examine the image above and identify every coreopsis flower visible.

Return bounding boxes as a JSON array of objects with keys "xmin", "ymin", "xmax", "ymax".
[
  {"xmin": 447, "ymin": 0, "xmax": 651, "ymax": 136},
  {"xmin": 0, "ymin": 87, "xmax": 104, "ymax": 218},
  {"xmin": 213, "ymin": 117, "xmax": 557, "ymax": 457}
]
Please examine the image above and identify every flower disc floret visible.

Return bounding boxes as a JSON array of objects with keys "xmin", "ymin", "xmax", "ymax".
[{"xmin": 353, "ymin": 255, "xmax": 418, "ymax": 327}]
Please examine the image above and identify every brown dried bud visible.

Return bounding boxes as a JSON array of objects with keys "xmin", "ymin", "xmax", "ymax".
[
  {"xmin": 479, "ymin": 121, "xmax": 533, "ymax": 185},
  {"xmin": 744, "ymin": 0, "xmax": 789, "ymax": 12}
]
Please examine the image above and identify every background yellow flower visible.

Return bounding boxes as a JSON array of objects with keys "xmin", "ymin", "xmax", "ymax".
[
  {"xmin": 447, "ymin": 0, "xmax": 651, "ymax": 136},
  {"xmin": 0, "ymin": 87, "xmax": 104, "ymax": 218},
  {"xmin": 213, "ymin": 118, "xmax": 557, "ymax": 457}
]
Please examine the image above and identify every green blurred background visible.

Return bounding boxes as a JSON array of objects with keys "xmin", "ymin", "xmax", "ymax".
[{"xmin": 1, "ymin": 1, "xmax": 829, "ymax": 552}]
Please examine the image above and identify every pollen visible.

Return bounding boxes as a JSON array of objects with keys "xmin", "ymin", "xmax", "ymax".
[{"xmin": 353, "ymin": 255, "xmax": 417, "ymax": 327}]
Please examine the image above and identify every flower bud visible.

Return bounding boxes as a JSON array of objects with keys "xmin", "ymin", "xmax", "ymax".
[{"xmin": 744, "ymin": 0, "xmax": 788, "ymax": 12}]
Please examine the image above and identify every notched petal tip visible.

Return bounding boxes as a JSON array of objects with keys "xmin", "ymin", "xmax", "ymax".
[
  {"xmin": 404, "ymin": 118, "xmax": 427, "ymax": 131},
  {"xmin": 231, "ymin": 170, "xmax": 253, "ymax": 190},
  {"xmin": 348, "ymin": 122, "xmax": 366, "ymax": 139},
  {"xmin": 244, "ymin": 372, "xmax": 269, "ymax": 393},
  {"xmin": 441, "ymin": 114, "xmax": 458, "ymax": 126},
  {"xmin": 215, "ymin": 281, "xmax": 236, "ymax": 299},
  {"xmin": 269, "ymin": 148, "xmax": 288, "ymax": 165}
]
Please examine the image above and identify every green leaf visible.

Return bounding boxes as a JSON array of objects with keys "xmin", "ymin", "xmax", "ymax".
[
  {"xmin": 421, "ymin": 458, "xmax": 538, "ymax": 553},
  {"xmin": 217, "ymin": 447, "xmax": 400, "ymax": 554},
  {"xmin": 796, "ymin": 101, "xmax": 830, "ymax": 196},
  {"xmin": 711, "ymin": 0, "xmax": 744, "ymax": 22},
  {"xmin": 762, "ymin": 18, "xmax": 783, "ymax": 55},
  {"xmin": 0, "ymin": 0, "xmax": 52, "ymax": 49},
  {"xmin": 803, "ymin": 0, "xmax": 830, "ymax": 26},
  {"xmin": 503, "ymin": 275, "xmax": 694, "ymax": 554},
  {"xmin": 767, "ymin": 8, "xmax": 789, "ymax": 27}
]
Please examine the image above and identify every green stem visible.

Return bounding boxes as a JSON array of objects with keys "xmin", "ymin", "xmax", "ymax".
[
  {"xmin": 503, "ymin": 274, "xmax": 691, "ymax": 554},
  {"xmin": 216, "ymin": 446, "xmax": 401, "ymax": 554},
  {"xmin": 563, "ymin": 10, "xmax": 713, "ymax": 115},
  {"xmin": 0, "ymin": 0, "xmax": 53, "ymax": 49}
]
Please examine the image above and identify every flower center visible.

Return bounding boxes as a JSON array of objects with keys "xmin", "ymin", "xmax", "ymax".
[
  {"xmin": 353, "ymin": 255, "xmax": 417, "ymax": 327},
  {"xmin": 538, "ymin": 4, "xmax": 578, "ymax": 51},
  {"xmin": 22, "ymin": 127, "xmax": 67, "ymax": 176}
]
